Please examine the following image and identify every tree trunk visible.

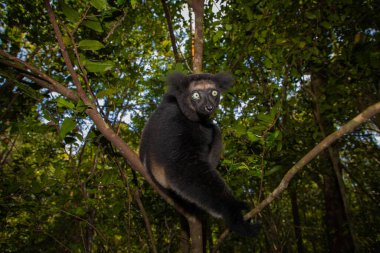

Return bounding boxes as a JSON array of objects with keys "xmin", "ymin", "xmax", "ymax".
[
  {"xmin": 85, "ymin": 207, "xmax": 96, "ymax": 253},
  {"xmin": 180, "ymin": 217, "xmax": 191, "ymax": 253},
  {"xmin": 190, "ymin": 0, "xmax": 204, "ymax": 73},
  {"xmin": 289, "ymin": 188, "xmax": 304, "ymax": 253},
  {"xmin": 187, "ymin": 1, "xmax": 205, "ymax": 252},
  {"xmin": 188, "ymin": 216, "xmax": 203, "ymax": 253},
  {"xmin": 322, "ymin": 161, "xmax": 354, "ymax": 253},
  {"xmin": 310, "ymin": 73, "xmax": 356, "ymax": 253}
]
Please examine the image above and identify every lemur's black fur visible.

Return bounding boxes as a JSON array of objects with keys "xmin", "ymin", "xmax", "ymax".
[{"xmin": 139, "ymin": 72, "xmax": 260, "ymax": 236}]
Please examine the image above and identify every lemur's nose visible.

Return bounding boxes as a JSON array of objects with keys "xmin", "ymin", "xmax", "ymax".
[{"xmin": 205, "ymin": 105, "xmax": 214, "ymax": 112}]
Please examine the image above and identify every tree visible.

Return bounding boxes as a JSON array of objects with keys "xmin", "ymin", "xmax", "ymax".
[{"xmin": 1, "ymin": 0, "xmax": 380, "ymax": 252}]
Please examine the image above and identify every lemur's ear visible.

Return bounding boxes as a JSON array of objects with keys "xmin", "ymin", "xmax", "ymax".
[
  {"xmin": 213, "ymin": 72, "xmax": 234, "ymax": 92},
  {"xmin": 167, "ymin": 72, "xmax": 189, "ymax": 94}
]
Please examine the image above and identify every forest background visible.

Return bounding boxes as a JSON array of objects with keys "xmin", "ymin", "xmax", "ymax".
[{"xmin": 1, "ymin": 0, "xmax": 380, "ymax": 252}]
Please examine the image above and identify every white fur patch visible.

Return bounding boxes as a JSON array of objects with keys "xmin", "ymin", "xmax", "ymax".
[
  {"xmin": 189, "ymin": 80, "xmax": 216, "ymax": 91},
  {"xmin": 151, "ymin": 160, "xmax": 169, "ymax": 188}
]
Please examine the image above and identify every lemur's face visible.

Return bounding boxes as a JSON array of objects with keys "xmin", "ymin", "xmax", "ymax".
[{"xmin": 188, "ymin": 80, "xmax": 221, "ymax": 116}]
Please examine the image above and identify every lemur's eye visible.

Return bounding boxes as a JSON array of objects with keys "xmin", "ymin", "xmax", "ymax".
[
  {"xmin": 192, "ymin": 92, "xmax": 201, "ymax": 100},
  {"xmin": 211, "ymin": 90, "xmax": 218, "ymax": 97}
]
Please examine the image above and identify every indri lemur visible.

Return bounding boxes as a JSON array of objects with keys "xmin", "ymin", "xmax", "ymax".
[{"xmin": 139, "ymin": 72, "xmax": 260, "ymax": 236}]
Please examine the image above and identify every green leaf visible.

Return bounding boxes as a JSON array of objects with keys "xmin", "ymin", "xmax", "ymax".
[
  {"xmin": 276, "ymin": 142, "xmax": 283, "ymax": 152},
  {"xmin": 31, "ymin": 181, "xmax": 42, "ymax": 193},
  {"xmin": 305, "ymin": 11, "xmax": 317, "ymax": 20},
  {"xmin": 117, "ymin": 0, "xmax": 126, "ymax": 5},
  {"xmin": 321, "ymin": 21, "xmax": 332, "ymax": 29},
  {"xmin": 15, "ymin": 81, "xmax": 44, "ymax": 100},
  {"xmin": 74, "ymin": 207, "xmax": 86, "ymax": 216},
  {"xmin": 257, "ymin": 113, "xmax": 274, "ymax": 125},
  {"xmin": 78, "ymin": 40, "xmax": 105, "ymax": 51},
  {"xmin": 61, "ymin": 3, "xmax": 80, "ymax": 23},
  {"xmin": 60, "ymin": 118, "xmax": 76, "ymax": 139},
  {"xmin": 64, "ymin": 135, "xmax": 76, "ymax": 145},
  {"xmin": 56, "ymin": 97, "xmax": 75, "ymax": 109},
  {"xmin": 265, "ymin": 165, "xmax": 282, "ymax": 176},
  {"xmin": 233, "ymin": 124, "xmax": 246, "ymax": 137},
  {"xmin": 299, "ymin": 41, "xmax": 306, "ymax": 49},
  {"xmin": 90, "ymin": 0, "xmax": 109, "ymax": 10},
  {"xmin": 244, "ymin": 6, "xmax": 254, "ymax": 21},
  {"xmin": 83, "ymin": 60, "xmax": 114, "ymax": 73},
  {"xmin": 273, "ymin": 129, "xmax": 281, "ymax": 139},
  {"xmin": 276, "ymin": 38, "xmax": 287, "ymax": 44},
  {"xmin": 247, "ymin": 131, "xmax": 260, "ymax": 142},
  {"xmin": 97, "ymin": 88, "xmax": 117, "ymax": 98},
  {"xmin": 131, "ymin": 0, "xmax": 138, "ymax": 8},
  {"xmin": 370, "ymin": 52, "xmax": 380, "ymax": 69},
  {"xmin": 75, "ymin": 100, "xmax": 88, "ymax": 113},
  {"xmin": 83, "ymin": 20, "xmax": 104, "ymax": 33},
  {"xmin": 213, "ymin": 30, "xmax": 224, "ymax": 42},
  {"xmin": 74, "ymin": 132, "xmax": 84, "ymax": 142},
  {"xmin": 263, "ymin": 58, "xmax": 272, "ymax": 68}
]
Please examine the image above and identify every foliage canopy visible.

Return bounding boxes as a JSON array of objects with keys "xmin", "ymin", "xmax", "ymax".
[{"xmin": 1, "ymin": 0, "xmax": 380, "ymax": 252}]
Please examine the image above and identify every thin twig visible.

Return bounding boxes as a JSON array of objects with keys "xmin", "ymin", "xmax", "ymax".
[
  {"xmin": 72, "ymin": 5, "xmax": 91, "ymax": 34},
  {"xmin": 103, "ymin": 10, "xmax": 128, "ymax": 42},
  {"xmin": 0, "ymin": 135, "xmax": 18, "ymax": 167},
  {"xmin": 160, "ymin": 0, "xmax": 181, "ymax": 63},
  {"xmin": 110, "ymin": 152, "xmax": 158, "ymax": 253},
  {"xmin": 134, "ymin": 190, "xmax": 159, "ymax": 253},
  {"xmin": 60, "ymin": 209, "xmax": 109, "ymax": 248},
  {"xmin": 36, "ymin": 227, "xmax": 73, "ymax": 252}
]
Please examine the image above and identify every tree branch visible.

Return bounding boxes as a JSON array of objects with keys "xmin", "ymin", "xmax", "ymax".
[
  {"xmin": 113, "ymin": 152, "xmax": 158, "ymax": 253},
  {"xmin": 63, "ymin": 24, "xmax": 106, "ymax": 118},
  {"xmin": 133, "ymin": 190, "xmax": 158, "ymax": 253},
  {"xmin": 43, "ymin": 0, "xmax": 200, "ymax": 231},
  {"xmin": 160, "ymin": 0, "xmax": 181, "ymax": 63},
  {"xmin": 23, "ymin": 73, "xmax": 79, "ymax": 101},
  {"xmin": 44, "ymin": 0, "xmax": 85, "ymax": 99},
  {"xmin": 213, "ymin": 101, "xmax": 380, "ymax": 252},
  {"xmin": 1, "ymin": 4, "xmax": 201, "ymax": 242},
  {"xmin": 103, "ymin": 9, "xmax": 127, "ymax": 42},
  {"xmin": 0, "ymin": 52, "xmax": 79, "ymax": 101}
]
